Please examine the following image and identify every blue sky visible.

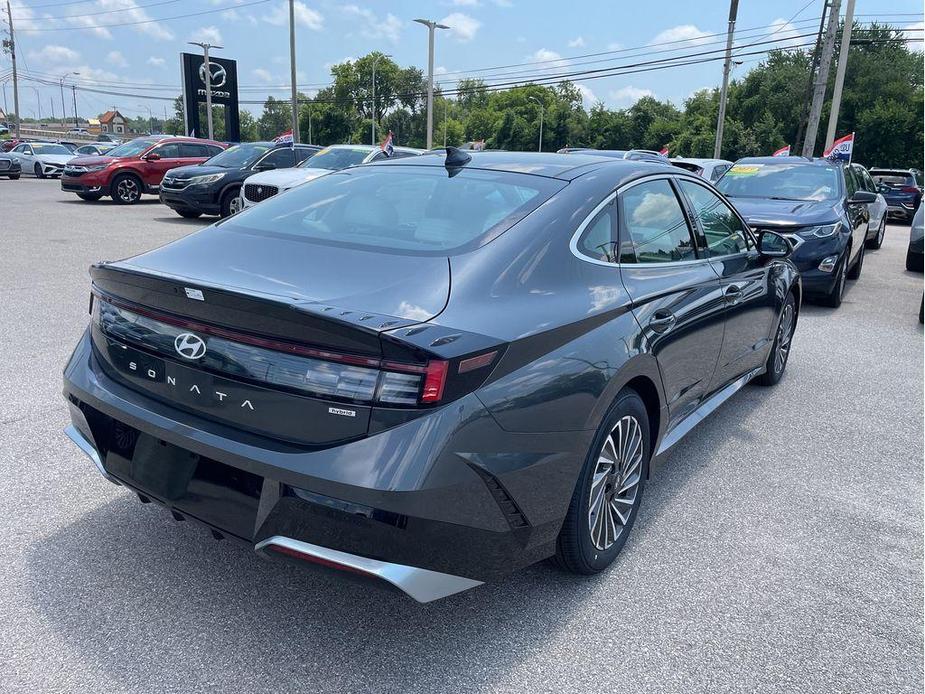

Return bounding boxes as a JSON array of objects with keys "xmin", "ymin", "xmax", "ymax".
[{"xmin": 2, "ymin": 0, "xmax": 922, "ymax": 121}]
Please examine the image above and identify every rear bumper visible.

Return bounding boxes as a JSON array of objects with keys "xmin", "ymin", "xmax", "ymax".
[
  {"xmin": 62, "ymin": 329, "xmax": 582, "ymax": 599},
  {"xmin": 886, "ymin": 203, "xmax": 917, "ymax": 219}
]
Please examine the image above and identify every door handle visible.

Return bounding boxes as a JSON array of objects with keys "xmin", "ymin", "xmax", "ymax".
[
  {"xmin": 648, "ymin": 311, "xmax": 676, "ymax": 333},
  {"xmin": 724, "ymin": 284, "xmax": 744, "ymax": 303}
]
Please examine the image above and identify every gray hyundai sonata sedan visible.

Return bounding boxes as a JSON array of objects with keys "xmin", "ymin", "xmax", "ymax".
[{"xmin": 63, "ymin": 149, "xmax": 801, "ymax": 601}]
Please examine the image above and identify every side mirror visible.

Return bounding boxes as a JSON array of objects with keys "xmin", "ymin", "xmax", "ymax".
[
  {"xmin": 145, "ymin": 152, "xmax": 161, "ymax": 161},
  {"xmin": 849, "ymin": 190, "xmax": 877, "ymax": 204},
  {"xmin": 255, "ymin": 162, "xmax": 276, "ymax": 171},
  {"xmin": 758, "ymin": 230, "xmax": 791, "ymax": 258}
]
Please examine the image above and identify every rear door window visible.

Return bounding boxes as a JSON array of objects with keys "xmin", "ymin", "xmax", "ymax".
[
  {"xmin": 618, "ymin": 178, "xmax": 698, "ymax": 263},
  {"xmin": 260, "ymin": 148, "xmax": 296, "ymax": 168},
  {"xmin": 178, "ymin": 143, "xmax": 209, "ymax": 158},
  {"xmin": 678, "ymin": 180, "xmax": 751, "ymax": 256},
  {"xmin": 154, "ymin": 143, "xmax": 181, "ymax": 159}
]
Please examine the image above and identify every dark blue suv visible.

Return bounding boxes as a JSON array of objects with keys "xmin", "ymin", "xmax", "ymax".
[
  {"xmin": 717, "ymin": 157, "xmax": 875, "ymax": 308},
  {"xmin": 869, "ymin": 168, "xmax": 922, "ymax": 222}
]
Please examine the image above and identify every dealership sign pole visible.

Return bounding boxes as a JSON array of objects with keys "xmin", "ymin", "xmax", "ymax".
[{"xmin": 189, "ymin": 41, "xmax": 223, "ymax": 140}]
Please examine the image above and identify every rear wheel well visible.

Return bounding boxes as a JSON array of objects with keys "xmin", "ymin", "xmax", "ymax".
[{"xmin": 623, "ymin": 376, "xmax": 660, "ymax": 466}]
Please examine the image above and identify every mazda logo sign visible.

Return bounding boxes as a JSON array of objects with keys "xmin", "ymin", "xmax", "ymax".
[
  {"xmin": 174, "ymin": 332, "xmax": 207, "ymax": 360},
  {"xmin": 199, "ymin": 61, "xmax": 227, "ymax": 89}
]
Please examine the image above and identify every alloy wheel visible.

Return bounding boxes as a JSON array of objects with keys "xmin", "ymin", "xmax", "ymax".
[
  {"xmin": 774, "ymin": 303, "xmax": 795, "ymax": 374},
  {"xmin": 117, "ymin": 178, "xmax": 139, "ymax": 202},
  {"xmin": 229, "ymin": 195, "xmax": 242, "ymax": 215},
  {"xmin": 588, "ymin": 415, "xmax": 643, "ymax": 551},
  {"xmin": 877, "ymin": 219, "xmax": 885, "ymax": 246}
]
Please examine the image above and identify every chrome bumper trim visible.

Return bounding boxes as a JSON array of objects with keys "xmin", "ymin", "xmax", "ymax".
[
  {"xmin": 64, "ymin": 423, "xmax": 120, "ymax": 485},
  {"xmin": 255, "ymin": 535, "xmax": 483, "ymax": 603}
]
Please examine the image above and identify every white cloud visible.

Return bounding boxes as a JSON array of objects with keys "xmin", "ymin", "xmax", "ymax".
[
  {"xmin": 435, "ymin": 66, "xmax": 448, "ymax": 75},
  {"xmin": 492, "ymin": 0, "xmax": 512, "ymax": 6},
  {"xmin": 607, "ymin": 41, "xmax": 623, "ymax": 51},
  {"xmin": 265, "ymin": 1, "xmax": 323, "ymax": 30},
  {"xmin": 452, "ymin": 0, "xmax": 480, "ymax": 5},
  {"xmin": 904, "ymin": 21, "xmax": 924, "ymax": 52},
  {"xmin": 575, "ymin": 83, "xmax": 597, "ymax": 108},
  {"xmin": 188, "ymin": 26, "xmax": 223, "ymax": 44},
  {"xmin": 765, "ymin": 18, "xmax": 802, "ymax": 48},
  {"xmin": 251, "ymin": 68, "xmax": 274, "ymax": 83},
  {"xmin": 96, "ymin": 0, "xmax": 174, "ymax": 40},
  {"xmin": 221, "ymin": 8, "xmax": 241, "ymax": 21},
  {"xmin": 341, "ymin": 5, "xmax": 402, "ymax": 43},
  {"xmin": 147, "ymin": 56, "xmax": 165, "ymax": 67},
  {"xmin": 650, "ymin": 24, "xmax": 710, "ymax": 46},
  {"xmin": 610, "ymin": 86, "xmax": 654, "ymax": 107},
  {"xmin": 67, "ymin": 14, "xmax": 112, "ymax": 39},
  {"xmin": 440, "ymin": 12, "xmax": 480, "ymax": 42},
  {"xmin": 527, "ymin": 48, "xmax": 567, "ymax": 68},
  {"xmin": 107, "ymin": 50, "xmax": 128, "ymax": 68},
  {"xmin": 28, "ymin": 45, "xmax": 80, "ymax": 63},
  {"xmin": 567, "ymin": 36, "xmax": 585, "ymax": 48}
]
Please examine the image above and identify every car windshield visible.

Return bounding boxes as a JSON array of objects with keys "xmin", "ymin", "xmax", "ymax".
[
  {"xmin": 717, "ymin": 162, "xmax": 841, "ymax": 201},
  {"xmin": 299, "ymin": 147, "xmax": 372, "ymax": 170},
  {"xmin": 228, "ymin": 165, "xmax": 565, "ymax": 255},
  {"xmin": 105, "ymin": 139, "xmax": 159, "ymax": 158},
  {"xmin": 205, "ymin": 143, "xmax": 271, "ymax": 168},
  {"xmin": 32, "ymin": 143, "xmax": 72, "ymax": 155}
]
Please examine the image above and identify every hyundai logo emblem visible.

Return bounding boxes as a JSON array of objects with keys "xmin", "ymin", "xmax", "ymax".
[
  {"xmin": 198, "ymin": 61, "xmax": 227, "ymax": 89},
  {"xmin": 174, "ymin": 332, "xmax": 207, "ymax": 360}
]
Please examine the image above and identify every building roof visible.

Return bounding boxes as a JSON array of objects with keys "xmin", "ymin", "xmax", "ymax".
[{"xmin": 99, "ymin": 110, "xmax": 125, "ymax": 124}]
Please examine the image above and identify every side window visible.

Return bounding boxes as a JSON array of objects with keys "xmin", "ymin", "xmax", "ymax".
[
  {"xmin": 369, "ymin": 151, "xmax": 388, "ymax": 161},
  {"xmin": 259, "ymin": 148, "xmax": 296, "ymax": 169},
  {"xmin": 207, "ymin": 145, "xmax": 224, "ymax": 157},
  {"xmin": 575, "ymin": 199, "xmax": 617, "ymax": 263},
  {"xmin": 710, "ymin": 164, "xmax": 731, "ymax": 182},
  {"xmin": 619, "ymin": 179, "xmax": 697, "ymax": 263},
  {"xmin": 178, "ymin": 143, "xmax": 207, "ymax": 158},
  {"xmin": 844, "ymin": 167, "xmax": 858, "ymax": 197},
  {"xmin": 858, "ymin": 168, "xmax": 876, "ymax": 193},
  {"xmin": 154, "ymin": 143, "xmax": 181, "ymax": 158},
  {"xmin": 678, "ymin": 180, "xmax": 751, "ymax": 257},
  {"xmin": 294, "ymin": 147, "xmax": 315, "ymax": 164}
]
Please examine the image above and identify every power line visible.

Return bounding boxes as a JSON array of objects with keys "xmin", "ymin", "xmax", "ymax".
[{"xmin": 13, "ymin": 0, "xmax": 182, "ymax": 22}]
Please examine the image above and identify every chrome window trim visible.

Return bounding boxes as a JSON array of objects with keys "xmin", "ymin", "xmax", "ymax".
[{"xmin": 568, "ymin": 192, "xmax": 617, "ymax": 267}]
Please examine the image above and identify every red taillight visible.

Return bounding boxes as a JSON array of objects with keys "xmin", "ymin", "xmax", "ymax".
[
  {"xmin": 421, "ymin": 360, "xmax": 449, "ymax": 403},
  {"xmin": 902, "ymin": 186, "xmax": 920, "ymax": 194}
]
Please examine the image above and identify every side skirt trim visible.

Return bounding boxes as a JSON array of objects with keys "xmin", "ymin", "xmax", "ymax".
[
  {"xmin": 255, "ymin": 535, "xmax": 483, "ymax": 603},
  {"xmin": 655, "ymin": 367, "xmax": 762, "ymax": 457}
]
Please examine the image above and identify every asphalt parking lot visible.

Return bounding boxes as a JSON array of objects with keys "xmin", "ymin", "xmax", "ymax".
[{"xmin": 1, "ymin": 178, "xmax": 922, "ymax": 693}]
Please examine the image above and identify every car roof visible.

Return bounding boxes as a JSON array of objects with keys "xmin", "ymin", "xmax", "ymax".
[
  {"xmin": 672, "ymin": 157, "xmax": 732, "ymax": 166},
  {"xmin": 735, "ymin": 156, "xmax": 837, "ymax": 166},
  {"xmin": 869, "ymin": 167, "xmax": 916, "ymax": 174},
  {"xmin": 372, "ymin": 150, "xmax": 681, "ymax": 182}
]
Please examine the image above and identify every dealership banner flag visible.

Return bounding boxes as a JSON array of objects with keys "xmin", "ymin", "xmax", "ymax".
[
  {"xmin": 772, "ymin": 145, "xmax": 790, "ymax": 157},
  {"xmin": 823, "ymin": 132, "xmax": 854, "ymax": 163},
  {"xmin": 659, "ymin": 146, "xmax": 669, "ymax": 156},
  {"xmin": 274, "ymin": 129, "xmax": 293, "ymax": 144},
  {"xmin": 381, "ymin": 130, "xmax": 394, "ymax": 157}
]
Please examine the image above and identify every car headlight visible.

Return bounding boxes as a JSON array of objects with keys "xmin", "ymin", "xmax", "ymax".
[
  {"xmin": 85, "ymin": 165, "xmax": 108, "ymax": 172},
  {"xmin": 797, "ymin": 223, "xmax": 840, "ymax": 239},
  {"xmin": 186, "ymin": 172, "xmax": 226, "ymax": 186}
]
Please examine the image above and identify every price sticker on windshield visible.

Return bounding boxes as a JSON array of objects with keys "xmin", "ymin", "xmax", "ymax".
[{"xmin": 726, "ymin": 165, "xmax": 763, "ymax": 176}]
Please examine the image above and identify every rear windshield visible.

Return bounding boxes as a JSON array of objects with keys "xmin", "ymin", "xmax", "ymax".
[
  {"xmin": 300, "ymin": 147, "xmax": 372, "ymax": 170},
  {"xmin": 227, "ymin": 165, "xmax": 565, "ymax": 255},
  {"xmin": 871, "ymin": 173, "xmax": 916, "ymax": 186},
  {"xmin": 717, "ymin": 162, "xmax": 841, "ymax": 201}
]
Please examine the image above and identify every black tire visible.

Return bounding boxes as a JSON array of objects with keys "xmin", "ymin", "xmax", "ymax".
[
  {"xmin": 554, "ymin": 388, "xmax": 649, "ymax": 575},
  {"xmin": 919, "ymin": 296, "xmax": 924, "ymax": 324},
  {"xmin": 76, "ymin": 192, "xmax": 102, "ymax": 201},
  {"xmin": 754, "ymin": 292, "xmax": 796, "ymax": 387},
  {"xmin": 34, "ymin": 162, "xmax": 45, "ymax": 179},
  {"xmin": 847, "ymin": 242, "xmax": 864, "ymax": 280},
  {"xmin": 7, "ymin": 174, "xmax": 19, "ymax": 180},
  {"xmin": 111, "ymin": 173, "xmax": 142, "ymax": 204},
  {"xmin": 177, "ymin": 209, "xmax": 202, "ymax": 219},
  {"xmin": 866, "ymin": 217, "xmax": 886, "ymax": 250},
  {"xmin": 821, "ymin": 249, "xmax": 849, "ymax": 308},
  {"xmin": 907, "ymin": 249, "xmax": 924, "ymax": 273},
  {"xmin": 219, "ymin": 187, "xmax": 242, "ymax": 218}
]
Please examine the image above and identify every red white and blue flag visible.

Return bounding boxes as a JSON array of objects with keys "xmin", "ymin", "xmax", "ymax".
[
  {"xmin": 772, "ymin": 145, "xmax": 791, "ymax": 157},
  {"xmin": 659, "ymin": 145, "xmax": 669, "ymax": 156},
  {"xmin": 274, "ymin": 129, "xmax": 293, "ymax": 144},
  {"xmin": 380, "ymin": 130, "xmax": 394, "ymax": 157},
  {"xmin": 823, "ymin": 132, "xmax": 854, "ymax": 163}
]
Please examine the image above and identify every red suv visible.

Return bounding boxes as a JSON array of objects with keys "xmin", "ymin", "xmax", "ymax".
[{"xmin": 61, "ymin": 136, "xmax": 226, "ymax": 204}]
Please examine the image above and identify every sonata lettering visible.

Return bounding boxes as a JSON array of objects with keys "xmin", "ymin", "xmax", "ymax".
[{"xmin": 124, "ymin": 361, "xmax": 256, "ymax": 411}]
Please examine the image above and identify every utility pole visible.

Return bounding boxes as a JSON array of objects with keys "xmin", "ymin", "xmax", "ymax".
[
  {"xmin": 795, "ymin": 3, "xmax": 831, "ymax": 150},
  {"xmin": 824, "ymin": 0, "xmax": 855, "ymax": 150},
  {"xmin": 414, "ymin": 18, "xmax": 449, "ymax": 149},
  {"xmin": 188, "ymin": 41, "xmax": 222, "ymax": 140},
  {"xmin": 371, "ymin": 53, "xmax": 392, "ymax": 145},
  {"xmin": 288, "ymin": 0, "xmax": 299, "ymax": 143},
  {"xmin": 71, "ymin": 84, "xmax": 78, "ymax": 129},
  {"xmin": 528, "ymin": 96, "xmax": 544, "ymax": 152},
  {"xmin": 713, "ymin": 0, "xmax": 739, "ymax": 159},
  {"xmin": 802, "ymin": 0, "xmax": 842, "ymax": 157},
  {"xmin": 4, "ymin": 0, "xmax": 21, "ymax": 138}
]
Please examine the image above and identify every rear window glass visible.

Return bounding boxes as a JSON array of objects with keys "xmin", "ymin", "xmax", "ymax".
[
  {"xmin": 228, "ymin": 166, "xmax": 565, "ymax": 255},
  {"xmin": 872, "ymin": 173, "xmax": 916, "ymax": 186}
]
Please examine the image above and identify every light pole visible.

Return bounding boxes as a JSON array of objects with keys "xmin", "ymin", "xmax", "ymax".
[
  {"xmin": 288, "ymin": 0, "xmax": 299, "ymax": 143},
  {"xmin": 26, "ymin": 85, "xmax": 40, "ymax": 121},
  {"xmin": 371, "ymin": 53, "xmax": 392, "ymax": 145},
  {"xmin": 413, "ymin": 18, "xmax": 449, "ymax": 149},
  {"xmin": 138, "ymin": 104, "xmax": 153, "ymax": 133},
  {"xmin": 528, "ymin": 96, "xmax": 544, "ymax": 152},
  {"xmin": 188, "ymin": 41, "xmax": 222, "ymax": 139},
  {"xmin": 443, "ymin": 99, "xmax": 448, "ymax": 147},
  {"xmin": 71, "ymin": 84, "xmax": 78, "ymax": 129},
  {"xmin": 59, "ymin": 72, "xmax": 78, "ymax": 128}
]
